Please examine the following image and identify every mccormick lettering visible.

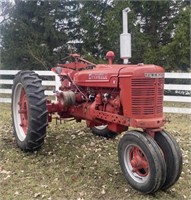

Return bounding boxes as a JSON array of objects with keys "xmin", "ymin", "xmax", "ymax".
[
  {"xmin": 89, "ymin": 73, "xmax": 107, "ymax": 80},
  {"xmin": 144, "ymin": 73, "xmax": 164, "ymax": 78}
]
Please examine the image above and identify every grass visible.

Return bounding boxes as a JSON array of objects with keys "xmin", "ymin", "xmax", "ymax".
[
  {"xmin": 164, "ymin": 101, "xmax": 191, "ymax": 108},
  {"xmin": 0, "ymin": 103, "xmax": 190, "ymax": 200}
]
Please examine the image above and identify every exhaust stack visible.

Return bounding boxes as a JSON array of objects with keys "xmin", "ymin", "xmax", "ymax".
[{"xmin": 120, "ymin": 7, "xmax": 131, "ymax": 64}]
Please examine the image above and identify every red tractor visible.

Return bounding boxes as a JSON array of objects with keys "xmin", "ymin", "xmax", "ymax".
[
  {"xmin": 11, "ymin": 51, "xmax": 182, "ymax": 194},
  {"xmin": 11, "ymin": 7, "xmax": 182, "ymax": 194}
]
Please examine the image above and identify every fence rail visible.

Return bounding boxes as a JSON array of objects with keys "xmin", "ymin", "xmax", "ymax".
[{"xmin": 0, "ymin": 70, "xmax": 191, "ymax": 114}]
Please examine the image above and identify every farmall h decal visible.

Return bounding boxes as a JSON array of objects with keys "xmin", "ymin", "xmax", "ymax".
[
  {"xmin": 144, "ymin": 73, "xmax": 164, "ymax": 78},
  {"xmin": 89, "ymin": 73, "xmax": 108, "ymax": 80}
]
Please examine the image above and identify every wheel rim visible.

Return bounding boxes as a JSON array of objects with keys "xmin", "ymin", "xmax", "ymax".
[
  {"xmin": 13, "ymin": 83, "xmax": 28, "ymax": 141},
  {"xmin": 124, "ymin": 144, "xmax": 150, "ymax": 183},
  {"xmin": 94, "ymin": 125, "xmax": 107, "ymax": 130}
]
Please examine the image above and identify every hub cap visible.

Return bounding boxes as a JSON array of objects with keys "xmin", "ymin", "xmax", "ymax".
[{"xmin": 124, "ymin": 144, "xmax": 149, "ymax": 183}]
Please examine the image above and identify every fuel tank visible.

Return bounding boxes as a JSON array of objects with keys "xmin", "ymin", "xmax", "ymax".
[{"xmin": 73, "ymin": 64, "xmax": 164, "ymax": 87}]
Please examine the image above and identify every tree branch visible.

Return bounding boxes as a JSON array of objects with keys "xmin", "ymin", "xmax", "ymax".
[{"xmin": 27, "ymin": 43, "xmax": 48, "ymax": 70}]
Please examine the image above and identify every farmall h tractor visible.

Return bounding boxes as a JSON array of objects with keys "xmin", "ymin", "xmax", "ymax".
[{"xmin": 11, "ymin": 8, "xmax": 182, "ymax": 194}]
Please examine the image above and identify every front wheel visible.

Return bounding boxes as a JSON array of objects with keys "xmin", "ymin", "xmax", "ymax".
[
  {"xmin": 118, "ymin": 131, "xmax": 166, "ymax": 194},
  {"xmin": 154, "ymin": 130, "xmax": 183, "ymax": 190},
  {"xmin": 12, "ymin": 71, "xmax": 48, "ymax": 151}
]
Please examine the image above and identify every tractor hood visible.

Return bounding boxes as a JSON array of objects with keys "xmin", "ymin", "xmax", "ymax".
[{"xmin": 73, "ymin": 64, "xmax": 164, "ymax": 88}]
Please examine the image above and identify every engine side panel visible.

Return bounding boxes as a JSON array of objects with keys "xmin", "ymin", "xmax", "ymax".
[{"xmin": 73, "ymin": 65, "xmax": 124, "ymax": 88}]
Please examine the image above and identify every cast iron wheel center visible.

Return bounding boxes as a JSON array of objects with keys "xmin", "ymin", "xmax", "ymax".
[
  {"xmin": 130, "ymin": 147, "xmax": 149, "ymax": 177},
  {"xmin": 18, "ymin": 88, "xmax": 28, "ymax": 134}
]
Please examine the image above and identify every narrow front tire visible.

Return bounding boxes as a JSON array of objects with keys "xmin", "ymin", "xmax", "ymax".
[
  {"xmin": 154, "ymin": 130, "xmax": 183, "ymax": 190},
  {"xmin": 118, "ymin": 131, "xmax": 166, "ymax": 194}
]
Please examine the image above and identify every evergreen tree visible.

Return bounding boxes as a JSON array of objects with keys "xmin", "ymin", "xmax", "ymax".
[
  {"xmin": 161, "ymin": 6, "xmax": 190, "ymax": 71},
  {"xmin": 1, "ymin": 0, "xmax": 79, "ymax": 70},
  {"xmin": 78, "ymin": 0, "xmax": 113, "ymax": 61},
  {"xmin": 0, "ymin": 0, "xmax": 190, "ymax": 71},
  {"xmin": 130, "ymin": 0, "xmax": 190, "ymax": 71}
]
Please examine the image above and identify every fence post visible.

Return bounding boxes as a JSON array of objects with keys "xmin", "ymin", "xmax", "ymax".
[{"xmin": 55, "ymin": 74, "xmax": 60, "ymax": 92}]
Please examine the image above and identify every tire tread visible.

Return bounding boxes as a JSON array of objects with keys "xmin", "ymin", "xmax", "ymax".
[{"xmin": 12, "ymin": 70, "xmax": 48, "ymax": 151}]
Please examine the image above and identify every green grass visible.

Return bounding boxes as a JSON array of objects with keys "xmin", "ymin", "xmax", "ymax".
[
  {"xmin": 164, "ymin": 101, "xmax": 191, "ymax": 108},
  {"xmin": 0, "ymin": 103, "xmax": 190, "ymax": 200}
]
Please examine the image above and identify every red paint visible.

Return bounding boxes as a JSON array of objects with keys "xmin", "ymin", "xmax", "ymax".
[
  {"xmin": 47, "ymin": 51, "xmax": 165, "ymax": 133},
  {"xmin": 18, "ymin": 88, "xmax": 28, "ymax": 134},
  {"xmin": 130, "ymin": 146, "xmax": 149, "ymax": 177},
  {"xmin": 106, "ymin": 51, "xmax": 115, "ymax": 65}
]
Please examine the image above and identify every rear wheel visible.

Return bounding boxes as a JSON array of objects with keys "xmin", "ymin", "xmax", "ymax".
[
  {"xmin": 118, "ymin": 131, "xmax": 166, "ymax": 194},
  {"xmin": 12, "ymin": 71, "xmax": 48, "ymax": 151},
  {"xmin": 154, "ymin": 130, "xmax": 182, "ymax": 190},
  {"xmin": 91, "ymin": 125, "xmax": 117, "ymax": 139}
]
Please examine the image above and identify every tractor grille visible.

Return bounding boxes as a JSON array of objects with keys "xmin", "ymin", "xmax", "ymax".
[{"xmin": 131, "ymin": 78, "xmax": 164, "ymax": 116}]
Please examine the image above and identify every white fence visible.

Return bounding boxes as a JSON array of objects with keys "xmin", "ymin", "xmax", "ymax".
[
  {"xmin": 0, "ymin": 70, "xmax": 60, "ymax": 103},
  {"xmin": 0, "ymin": 70, "xmax": 191, "ymax": 114}
]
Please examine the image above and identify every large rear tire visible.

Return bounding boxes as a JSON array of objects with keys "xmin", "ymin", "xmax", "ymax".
[
  {"xmin": 154, "ymin": 130, "xmax": 183, "ymax": 190},
  {"xmin": 12, "ymin": 71, "xmax": 48, "ymax": 151},
  {"xmin": 118, "ymin": 131, "xmax": 166, "ymax": 194}
]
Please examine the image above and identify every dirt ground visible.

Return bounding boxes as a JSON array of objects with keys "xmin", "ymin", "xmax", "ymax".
[{"xmin": 0, "ymin": 103, "xmax": 190, "ymax": 200}]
